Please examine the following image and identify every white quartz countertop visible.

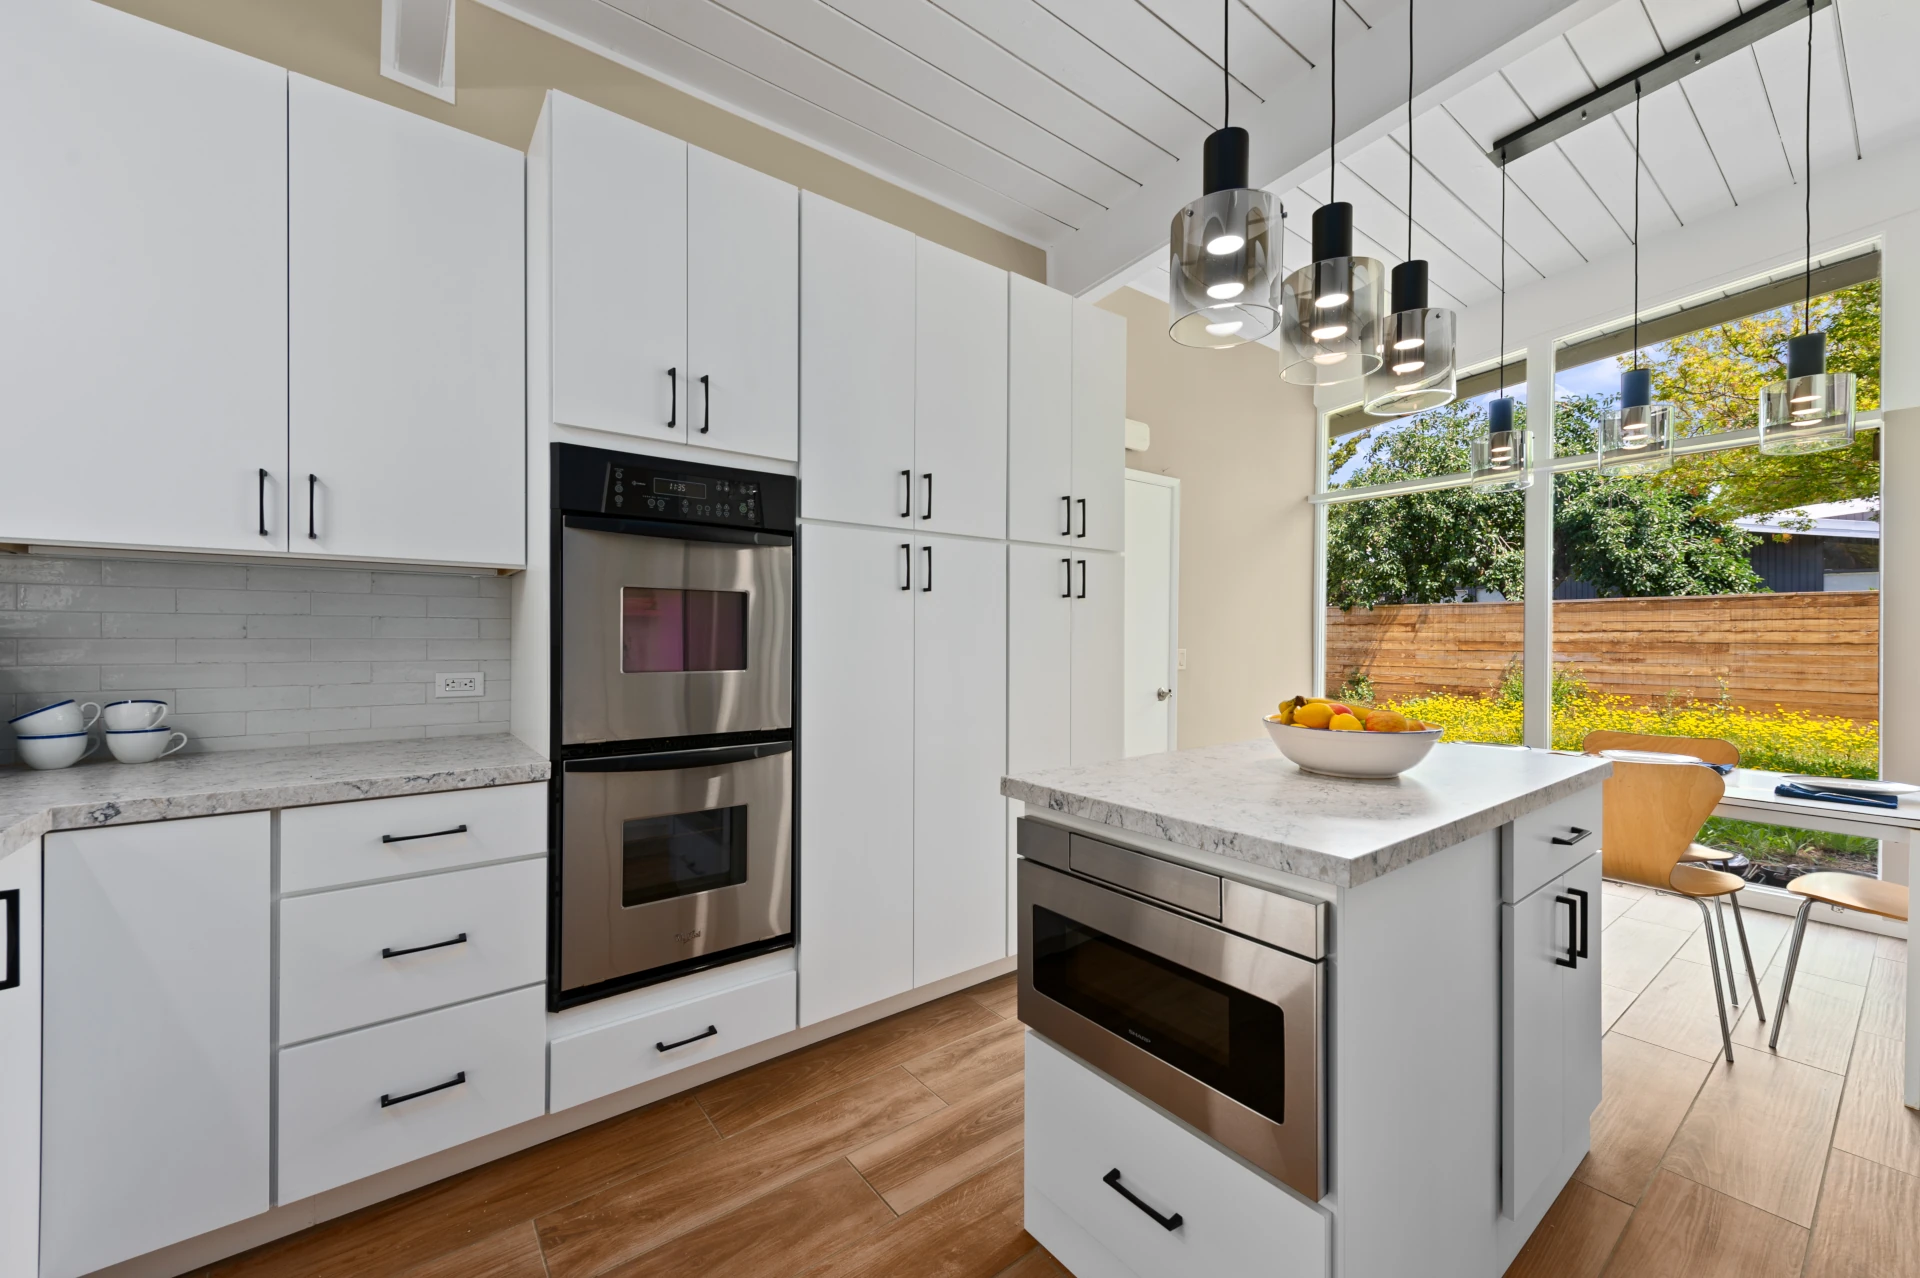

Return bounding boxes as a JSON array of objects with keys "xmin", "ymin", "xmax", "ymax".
[
  {"xmin": 1003, "ymin": 739, "xmax": 1611, "ymax": 888},
  {"xmin": 0, "ymin": 734, "xmax": 550, "ymax": 860}
]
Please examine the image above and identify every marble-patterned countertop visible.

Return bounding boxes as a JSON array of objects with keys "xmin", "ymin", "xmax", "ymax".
[
  {"xmin": 0, "ymin": 734, "xmax": 550, "ymax": 860},
  {"xmin": 1003, "ymin": 739, "xmax": 1611, "ymax": 888}
]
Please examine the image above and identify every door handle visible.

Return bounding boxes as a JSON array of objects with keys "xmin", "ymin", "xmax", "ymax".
[
  {"xmin": 381, "ymin": 932, "xmax": 468, "ymax": 960},
  {"xmin": 380, "ymin": 1071, "xmax": 466, "ymax": 1108},
  {"xmin": 1, "ymin": 889, "xmax": 19, "ymax": 992},
  {"xmin": 1076, "ymin": 559, "xmax": 1087, "ymax": 599},
  {"xmin": 656, "ymin": 1024, "xmax": 719, "ymax": 1052},
  {"xmin": 1061, "ymin": 495, "xmax": 1072, "ymax": 537},
  {"xmin": 667, "ymin": 367, "xmax": 677, "ymax": 429},
  {"xmin": 1077, "ymin": 498, "xmax": 1088, "ymax": 538},
  {"xmin": 257, "ymin": 468, "xmax": 270, "ymax": 537},
  {"xmin": 381, "ymin": 824, "xmax": 469, "ymax": 845},
  {"xmin": 900, "ymin": 470, "xmax": 912, "ymax": 519},
  {"xmin": 1567, "ymin": 886, "xmax": 1590, "ymax": 958},
  {"xmin": 1103, "ymin": 1168, "xmax": 1183, "ymax": 1231},
  {"xmin": 1060, "ymin": 557, "xmax": 1071, "ymax": 599},
  {"xmin": 900, "ymin": 543, "xmax": 911, "ymax": 591},
  {"xmin": 922, "ymin": 544, "xmax": 933, "ymax": 592},
  {"xmin": 699, "ymin": 373, "xmax": 710, "ymax": 433},
  {"xmin": 1550, "ymin": 827, "xmax": 1592, "ymax": 846},
  {"xmin": 922, "ymin": 472, "xmax": 933, "ymax": 520},
  {"xmin": 1156, "ymin": 687, "xmax": 1173, "ymax": 701},
  {"xmin": 307, "ymin": 474, "xmax": 319, "ymax": 540},
  {"xmin": 1555, "ymin": 895, "xmax": 1579, "ymax": 968}
]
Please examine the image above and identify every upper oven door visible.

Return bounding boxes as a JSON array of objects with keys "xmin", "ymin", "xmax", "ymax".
[{"xmin": 561, "ymin": 522, "xmax": 793, "ymax": 746}]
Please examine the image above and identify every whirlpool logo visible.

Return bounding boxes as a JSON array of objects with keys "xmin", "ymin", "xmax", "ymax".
[{"xmin": 675, "ymin": 928, "xmax": 704, "ymax": 945}]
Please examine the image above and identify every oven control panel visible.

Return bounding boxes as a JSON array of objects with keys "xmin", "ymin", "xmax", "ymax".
[
  {"xmin": 609, "ymin": 466, "xmax": 761, "ymax": 526},
  {"xmin": 554, "ymin": 443, "xmax": 797, "ymax": 534}
]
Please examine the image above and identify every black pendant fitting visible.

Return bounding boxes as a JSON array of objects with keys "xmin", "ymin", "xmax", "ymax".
[
  {"xmin": 1311, "ymin": 202, "xmax": 1354, "ymax": 261},
  {"xmin": 1390, "ymin": 260, "xmax": 1430, "ymax": 314},
  {"xmin": 1488, "ymin": 396, "xmax": 1515, "ymax": 434},
  {"xmin": 1620, "ymin": 367, "xmax": 1652, "ymax": 410},
  {"xmin": 1202, "ymin": 127, "xmax": 1250, "ymax": 195},
  {"xmin": 1786, "ymin": 331, "xmax": 1826, "ymax": 379}
]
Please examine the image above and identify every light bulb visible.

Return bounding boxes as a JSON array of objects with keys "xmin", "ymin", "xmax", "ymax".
[
  {"xmin": 1393, "ymin": 334, "xmax": 1425, "ymax": 351},
  {"xmin": 1205, "ymin": 319, "xmax": 1244, "ymax": 336},
  {"xmin": 1790, "ymin": 392, "xmax": 1817, "ymax": 404},
  {"xmin": 1206, "ymin": 233, "xmax": 1246, "ymax": 255},
  {"xmin": 1310, "ymin": 323, "xmax": 1348, "ymax": 341},
  {"xmin": 1391, "ymin": 358, "xmax": 1425, "ymax": 375},
  {"xmin": 1312, "ymin": 350, "xmax": 1349, "ymax": 366},
  {"xmin": 1792, "ymin": 406, "xmax": 1819, "ymax": 417},
  {"xmin": 1206, "ymin": 280, "xmax": 1245, "ymax": 300},
  {"xmin": 1313, "ymin": 290, "xmax": 1351, "ymax": 309}
]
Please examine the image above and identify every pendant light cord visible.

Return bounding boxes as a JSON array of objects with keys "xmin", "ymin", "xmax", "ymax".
[
  {"xmin": 1499, "ymin": 160, "xmax": 1507, "ymax": 400},
  {"xmin": 1329, "ymin": 0, "xmax": 1337, "ymax": 204},
  {"xmin": 1804, "ymin": 0, "xmax": 1813, "ymax": 335},
  {"xmin": 1632, "ymin": 80, "xmax": 1641, "ymax": 371},
  {"xmin": 1223, "ymin": 0, "xmax": 1230, "ymax": 130},
  {"xmin": 1407, "ymin": 0, "xmax": 1415, "ymax": 263}
]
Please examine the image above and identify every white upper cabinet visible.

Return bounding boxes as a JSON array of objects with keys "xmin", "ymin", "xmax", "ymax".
[
  {"xmin": 0, "ymin": 0, "xmax": 288, "ymax": 555},
  {"xmin": 687, "ymin": 148, "xmax": 799, "ymax": 461},
  {"xmin": 289, "ymin": 74, "xmax": 525, "ymax": 567},
  {"xmin": 1072, "ymin": 300, "xmax": 1128, "ymax": 553},
  {"xmin": 800, "ymin": 193, "xmax": 917, "ymax": 528},
  {"xmin": 914, "ymin": 239, "xmax": 1009, "ymax": 540},
  {"xmin": 1008, "ymin": 277, "xmax": 1075, "ymax": 545},
  {"xmin": 548, "ymin": 92, "xmax": 687, "ymax": 442}
]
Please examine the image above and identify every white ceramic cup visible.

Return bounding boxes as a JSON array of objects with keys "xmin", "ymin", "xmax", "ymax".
[
  {"xmin": 102, "ymin": 699, "xmax": 170, "ymax": 731},
  {"xmin": 16, "ymin": 731, "xmax": 102, "ymax": 770},
  {"xmin": 105, "ymin": 728, "xmax": 189, "ymax": 764},
  {"xmin": 9, "ymin": 698, "xmax": 102, "ymax": 737}
]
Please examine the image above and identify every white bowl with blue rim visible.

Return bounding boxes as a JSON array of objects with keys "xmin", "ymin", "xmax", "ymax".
[
  {"xmin": 15, "ymin": 731, "xmax": 101, "ymax": 770},
  {"xmin": 9, "ymin": 698, "xmax": 102, "ymax": 738}
]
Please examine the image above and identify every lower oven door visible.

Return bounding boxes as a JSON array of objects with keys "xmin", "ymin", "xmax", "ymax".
[
  {"xmin": 1017, "ymin": 858, "xmax": 1325, "ymax": 1199},
  {"xmin": 561, "ymin": 742, "xmax": 793, "ymax": 999}
]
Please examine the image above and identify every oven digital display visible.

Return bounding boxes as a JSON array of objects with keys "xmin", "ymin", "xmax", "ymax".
[{"xmin": 654, "ymin": 478, "xmax": 708, "ymax": 499}]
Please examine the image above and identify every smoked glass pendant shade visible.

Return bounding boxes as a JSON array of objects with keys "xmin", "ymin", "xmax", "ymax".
[
  {"xmin": 1469, "ymin": 396, "xmax": 1531, "ymax": 490},
  {"xmin": 1168, "ymin": 128, "xmax": 1281, "ymax": 348},
  {"xmin": 1759, "ymin": 333, "xmax": 1856, "ymax": 455},
  {"xmin": 1363, "ymin": 261, "xmax": 1456, "ymax": 415},
  {"xmin": 1280, "ymin": 203, "xmax": 1383, "ymax": 386},
  {"xmin": 1599, "ymin": 368, "xmax": 1675, "ymax": 475}
]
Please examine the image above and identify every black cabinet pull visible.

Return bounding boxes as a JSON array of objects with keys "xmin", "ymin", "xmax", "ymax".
[
  {"xmin": 1567, "ymin": 886, "xmax": 1590, "ymax": 958},
  {"xmin": 922, "ymin": 544, "xmax": 933, "ymax": 593},
  {"xmin": 922, "ymin": 472, "xmax": 933, "ymax": 520},
  {"xmin": 1, "ymin": 889, "xmax": 19, "ymax": 993},
  {"xmin": 656, "ymin": 1024, "xmax": 719, "ymax": 1052},
  {"xmin": 667, "ymin": 367, "xmax": 677, "ymax": 428},
  {"xmin": 1550, "ymin": 827, "xmax": 1592, "ymax": 846},
  {"xmin": 699, "ymin": 373, "xmax": 711, "ymax": 433},
  {"xmin": 1555, "ymin": 895, "xmax": 1579, "ymax": 968},
  {"xmin": 1103, "ymin": 1169, "xmax": 1183, "ymax": 1231},
  {"xmin": 1077, "ymin": 497, "xmax": 1088, "ymax": 538},
  {"xmin": 1076, "ymin": 558, "xmax": 1087, "ymax": 599},
  {"xmin": 381, "ymin": 823, "xmax": 469, "ymax": 845},
  {"xmin": 1061, "ymin": 495, "xmax": 1072, "ymax": 536},
  {"xmin": 257, "ymin": 468, "xmax": 270, "ymax": 537},
  {"xmin": 900, "ymin": 469, "xmax": 912, "ymax": 519},
  {"xmin": 1060, "ymin": 557, "xmax": 1072, "ymax": 599},
  {"xmin": 382, "ymin": 932, "xmax": 468, "ymax": 960},
  {"xmin": 900, "ymin": 543, "xmax": 912, "ymax": 591},
  {"xmin": 307, "ymin": 474, "xmax": 318, "ymax": 540},
  {"xmin": 381, "ymin": 1071, "xmax": 466, "ymax": 1108}
]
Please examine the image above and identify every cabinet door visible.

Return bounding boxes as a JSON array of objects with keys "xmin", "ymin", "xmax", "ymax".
[
  {"xmin": 688, "ymin": 147, "xmax": 798, "ymax": 462},
  {"xmin": 1070, "ymin": 551, "xmax": 1126, "ymax": 767},
  {"xmin": 0, "ymin": 0, "xmax": 288, "ymax": 554},
  {"xmin": 915, "ymin": 239, "xmax": 1009, "ymax": 540},
  {"xmin": 914, "ymin": 535, "xmax": 1008, "ymax": 984},
  {"xmin": 288, "ymin": 74, "xmax": 525, "ymax": 567},
  {"xmin": 0, "ymin": 845, "xmax": 41, "ymax": 1278},
  {"xmin": 800, "ymin": 194, "xmax": 915, "ymax": 529},
  {"xmin": 1562, "ymin": 853, "xmax": 1603, "ymax": 1155},
  {"xmin": 1007, "ymin": 275, "xmax": 1074, "ymax": 545},
  {"xmin": 799, "ymin": 523, "xmax": 915, "ymax": 1024},
  {"xmin": 1071, "ymin": 300, "xmax": 1128, "ymax": 553},
  {"xmin": 1501, "ymin": 876, "xmax": 1569, "ymax": 1218},
  {"xmin": 1008, "ymin": 545, "xmax": 1073, "ymax": 776},
  {"xmin": 549, "ymin": 92, "xmax": 685, "ymax": 441},
  {"xmin": 41, "ymin": 813, "xmax": 271, "ymax": 1278}
]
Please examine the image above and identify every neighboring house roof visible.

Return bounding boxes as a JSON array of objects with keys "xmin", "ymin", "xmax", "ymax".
[{"xmin": 1734, "ymin": 499, "xmax": 1881, "ymax": 541}]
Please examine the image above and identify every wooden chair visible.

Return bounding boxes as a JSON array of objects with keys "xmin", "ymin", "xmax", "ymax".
[
  {"xmin": 1598, "ymin": 759, "xmax": 1761, "ymax": 1063},
  {"xmin": 1771, "ymin": 873, "xmax": 1910, "ymax": 1049}
]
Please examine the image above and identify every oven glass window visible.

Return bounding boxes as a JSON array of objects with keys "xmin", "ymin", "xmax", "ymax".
[
  {"xmin": 1031, "ymin": 905, "xmax": 1286, "ymax": 1121},
  {"xmin": 622, "ymin": 805, "xmax": 749, "ymax": 907},
  {"xmin": 621, "ymin": 588, "xmax": 748, "ymax": 673}
]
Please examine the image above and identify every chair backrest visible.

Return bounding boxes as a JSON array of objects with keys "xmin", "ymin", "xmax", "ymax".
[
  {"xmin": 1598, "ymin": 760, "xmax": 1727, "ymax": 891},
  {"xmin": 1582, "ymin": 730, "xmax": 1739, "ymax": 767}
]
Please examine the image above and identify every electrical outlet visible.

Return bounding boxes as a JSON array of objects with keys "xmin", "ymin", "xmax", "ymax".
[
  {"xmin": 436, "ymin": 672, "xmax": 484, "ymax": 698},
  {"xmin": 1177, "ymin": 649, "xmax": 1188, "ymax": 671}
]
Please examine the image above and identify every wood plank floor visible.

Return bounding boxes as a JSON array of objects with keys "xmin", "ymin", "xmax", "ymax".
[{"xmin": 198, "ymin": 885, "xmax": 1915, "ymax": 1278}]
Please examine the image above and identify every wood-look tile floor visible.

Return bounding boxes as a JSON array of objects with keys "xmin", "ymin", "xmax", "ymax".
[{"xmin": 1508, "ymin": 879, "xmax": 1920, "ymax": 1278}]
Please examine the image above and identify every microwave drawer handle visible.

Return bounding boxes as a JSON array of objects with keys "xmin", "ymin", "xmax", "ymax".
[
  {"xmin": 656, "ymin": 1024, "xmax": 719, "ymax": 1052},
  {"xmin": 566, "ymin": 740, "xmax": 794, "ymax": 773},
  {"xmin": 382, "ymin": 824, "xmax": 468, "ymax": 845},
  {"xmin": 1550, "ymin": 826, "xmax": 1593, "ymax": 846},
  {"xmin": 381, "ymin": 1071, "xmax": 466, "ymax": 1109},
  {"xmin": 1103, "ymin": 1168, "xmax": 1183, "ymax": 1231}
]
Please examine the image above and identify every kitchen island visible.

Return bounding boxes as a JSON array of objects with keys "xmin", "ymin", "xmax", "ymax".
[{"xmin": 1003, "ymin": 739, "xmax": 1612, "ymax": 1278}]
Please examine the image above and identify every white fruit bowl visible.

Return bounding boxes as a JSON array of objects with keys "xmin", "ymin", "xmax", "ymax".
[{"xmin": 1262, "ymin": 717, "xmax": 1444, "ymax": 779}]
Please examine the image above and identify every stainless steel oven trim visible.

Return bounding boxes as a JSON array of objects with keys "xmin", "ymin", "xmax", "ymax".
[{"xmin": 1017, "ymin": 857, "xmax": 1326, "ymax": 1200}]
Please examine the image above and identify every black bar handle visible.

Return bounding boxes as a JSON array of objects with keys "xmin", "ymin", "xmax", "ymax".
[
  {"xmin": 381, "ymin": 823, "xmax": 469, "ymax": 845},
  {"xmin": 1567, "ymin": 886, "xmax": 1590, "ymax": 958},
  {"xmin": 922, "ymin": 544, "xmax": 933, "ymax": 593},
  {"xmin": 1077, "ymin": 497, "xmax": 1088, "ymax": 538},
  {"xmin": 258, "ymin": 468, "xmax": 270, "ymax": 537},
  {"xmin": 566, "ymin": 740, "xmax": 793, "ymax": 774},
  {"xmin": 1103, "ymin": 1169, "xmax": 1183, "ymax": 1231},
  {"xmin": 1555, "ymin": 895, "xmax": 1579, "ymax": 968},
  {"xmin": 656, "ymin": 1024, "xmax": 719, "ymax": 1052},
  {"xmin": 667, "ymin": 367, "xmax": 677, "ymax": 428},
  {"xmin": 900, "ymin": 543, "xmax": 912, "ymax": 591},
  {"xmin": 699, "ymin": 373, "xmax": 711, "ymax": 434},
  {"xmin": 900, "ymin": 470, "xmax": 912, "ymax": 519},
  {"xmin": 1, "ymin": 889, "xmax": 19, "ymax": 993},
  {"xmin": 1076, "ymin": 558, "xmax": 1087, "ymax": 599},
  {"xmin": 1061, "ymin": 495, "xmax": 1072, "ymax": 536},
  {"xmin": 1550, "ymin": 827, "xmax": 1593, "ymax": 846},
  {"xmin": 922, "ymin": 472, "xmax": 933, "ymax": 520},
  {"xmin": 1060, "ymin": 557, "xmax": 1071, "ymax": 599},
  {"xmin": 380, "ymin": 1071, "xmax": 466, "ymax": 1108},
  {"xmin": 307, "ymin": 473, "xmax": 318, "ymax": 540},
  {"xmin": 382, "ymin": 932, "xmax": 468, "ymax": 960}
]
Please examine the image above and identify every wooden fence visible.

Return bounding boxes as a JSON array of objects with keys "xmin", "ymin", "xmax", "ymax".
[{"xmin": 1325, "ymin": 591, "xmax": 1880, "ymax": 721}]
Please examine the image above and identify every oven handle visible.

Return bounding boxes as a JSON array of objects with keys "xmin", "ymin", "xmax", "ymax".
[
  {"xmin": 562, "ymin": 512, "xmax": 794, "ymax": 548},
  {"xmin": 565, "ymin": 740, "xmax": 793, "ymax": 773}
]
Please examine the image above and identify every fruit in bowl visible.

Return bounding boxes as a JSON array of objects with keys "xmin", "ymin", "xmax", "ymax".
[{"xmin": 1263, "ymin": 696, "xmax": 1443, "ymax": 778}]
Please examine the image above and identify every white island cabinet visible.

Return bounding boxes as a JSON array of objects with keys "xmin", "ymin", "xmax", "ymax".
[{"xmin": 0, "ymin": 842, "xmax": 41, "ymax": 1278}]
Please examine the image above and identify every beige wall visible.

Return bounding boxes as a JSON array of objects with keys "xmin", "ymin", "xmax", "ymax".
[
  {"xmin": 98, "ymin": 0, "xmax": 1044, "ymax": 280},
  {"xmin": 1099, "ymin": 287, "xmax": 1317, "ymax": 750}
]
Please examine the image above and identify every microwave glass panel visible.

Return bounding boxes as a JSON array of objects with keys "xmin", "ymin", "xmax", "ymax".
[
  {"xmin": 621, "ymin": 587, "xmax": 748, "ymax": 673},
  {"xmin": 622, "ymin": 804, "xmax": 749, "ymax": 907}
]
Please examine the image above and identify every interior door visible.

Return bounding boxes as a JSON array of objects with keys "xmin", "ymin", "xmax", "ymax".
[
  {"xmin": 914, "ymin": 534, "xmax": 1009, "ymax": 984},
  {"xmin": 1071, "ymin": 551, "xmax": 1126, "ymax": 767},
  {"xmin": 1502, "ymin": 875, "xmax": 1568, "ymax": 1218},
  {"xmin": 914, "ymin": 238, "xmax": 1009, "ymax": 540},
  {"xmin": 1071, "ymin": 300, "xmax": 1128, "ymax": 553},
  {"xmin": 798, "ymin": 523, "xmax": 915, "ymax": 1024},
  {"xmin": 0, "ymin": 0, "xmax": 287, "ymax": 554},
  {"xmin": 549, "ymin": 92, "xmax": 686, "ymax": 442},
  {"xmin": 1124, "ymin": 476, "xmax": 1176, "ymax": 755},
  {"xmin": 799, "ymin": 194, "xmax": 915, "ymax": 529},
  {"xmin": 687, "ymin": 147, "xmax": 798, "ymax": 462},
  {"xmin": 288, "ymin": 74, "xmax": 525, "ymax": 567},
  {"xmin": 1007, "ymin": 275, "xmax": 1074, "ymax": 545}
]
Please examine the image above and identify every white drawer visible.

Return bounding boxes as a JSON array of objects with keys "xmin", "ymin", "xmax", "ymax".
[
  {"xmin": 1503, "ymin": 784, "xmax": 1605, "ymax": 904},
  {"xmin": 279, "ymin": 858, "xmax": 547, "ymax": 1044},
  {"xmin": 1024, "ymin": 1033, "xmax": 1328, "ymax": 1278},
  {"xmin": 281, "ymin": 783, "xmax": 546, "ymax": 892},
  {"xmin": 277, "ymin": 985, "xmax": 546, "ymax": 1204},
  {"xmin": 550, "ymin": 968, "xmax": 796, "ymax": 1112}
]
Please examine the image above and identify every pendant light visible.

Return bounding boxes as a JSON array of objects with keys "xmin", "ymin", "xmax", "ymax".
[
  {"xmin": 1363, "ymin": 0, "xmax": 1456, "ymax": 415},
  {"xmin": 1280, "ymin": 0, "xmax": 1384, "ymax": 385},
  {"xmin": 1599, "ymin": 82, "xmax": 1676, "ymax": 476},
  {"xmin": 1168, "ymin": 0, "xmax": 1282, "ymax": 348},
  {"xmin": 1759, "ymin": 0, "xmax": 1855, "ymax": 455},
  {"xmin": 1471, "ymin": 159, "xmax": 1532, "ymax": 489}
]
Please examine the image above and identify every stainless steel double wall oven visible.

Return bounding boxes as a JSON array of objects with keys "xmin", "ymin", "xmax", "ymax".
[{"xmin": 550, "ymin": 443, "xmax": 797, "ymax": 1008}]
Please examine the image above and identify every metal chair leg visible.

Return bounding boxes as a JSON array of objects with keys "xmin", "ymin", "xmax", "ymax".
[
  {"xmin": 1729, "ymin": 891, "xmax": 1764, "ymax": 1025},
  {"xmin": 1714, "ymin": 896, "xmax": 1740, "ymax": 1008},
  {"xmin": 1696, "ymin": 897, "xmax": 1734, "ymax": 1064},
  {"xmin": 1770, "ymin": 898, "xmax": 1815, "ymax": 1051}
]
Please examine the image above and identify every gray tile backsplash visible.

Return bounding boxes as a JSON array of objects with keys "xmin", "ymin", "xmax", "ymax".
[{"xmin": 0, "ymin": 554, "xmax": 510, "ymax": 763}]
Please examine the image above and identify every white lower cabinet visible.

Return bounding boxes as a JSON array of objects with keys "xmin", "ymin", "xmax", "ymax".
[
  {"xmin": 1008, "ymin": 546, "xmax": 1125, "ymax": 775},
  {"xmin": 278, "ymin": 984, "xmax": 547, "ymax": 1204},
  {"xmin": 1025, "ymin": 1033, "xmax": 1329, "ymax": 1278},
  {"xmin": 41, "ymin": 813, "xmax": 272, "ymax": 1278},
  {"xmin": 280, "ymin": 783, "xmax": 548, "ymax": 893},
  {"xmin": 0, "ymin": 845, "xmax": 42, "ymax": 1278}
]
